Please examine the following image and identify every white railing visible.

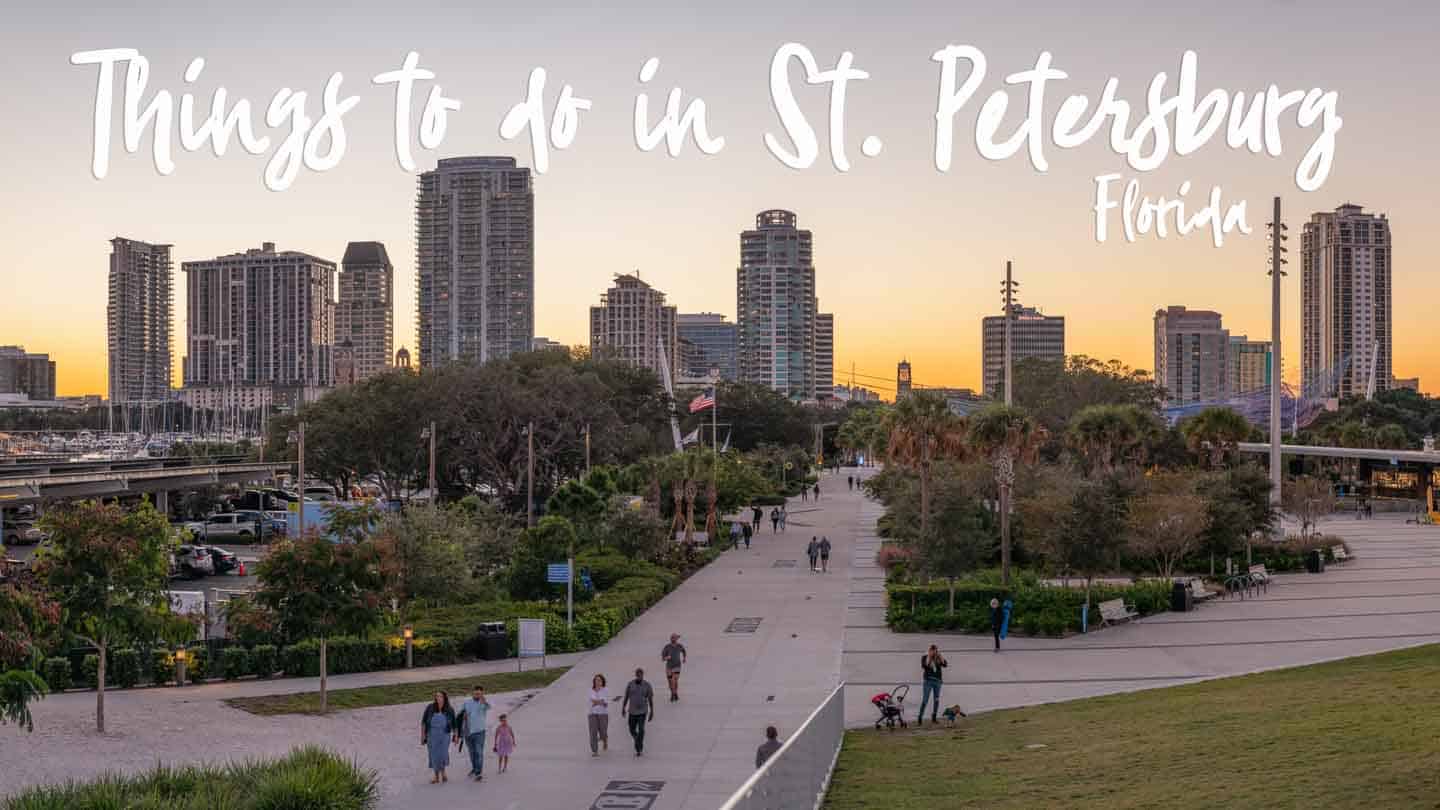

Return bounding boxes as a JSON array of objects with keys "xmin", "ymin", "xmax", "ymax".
[{"xmin": 718, "ymin": 683, "xmax": 846, "ymax": 810}]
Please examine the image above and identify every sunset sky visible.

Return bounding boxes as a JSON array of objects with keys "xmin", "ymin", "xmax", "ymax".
[{"xmin": 2, "ymin": 0, "xmax": 1437, "ymax": 398}]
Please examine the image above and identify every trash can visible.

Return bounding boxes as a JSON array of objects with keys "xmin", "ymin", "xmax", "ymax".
[
  {"xmin": 477, "ymin": 621, "xmax": 508, "ymax": 661},
  {"xmin": 1306, "ymin": 549, "xmax": 1326, "ymax": 574},
  {"xmin": 1170, "ymin": 581, "xmax": 1193, "ymax": 613}
]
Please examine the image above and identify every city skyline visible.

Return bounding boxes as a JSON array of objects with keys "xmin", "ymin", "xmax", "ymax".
[{"xmin": 3, "ymin": 2, "xmax": 1438, "ymax": 397}]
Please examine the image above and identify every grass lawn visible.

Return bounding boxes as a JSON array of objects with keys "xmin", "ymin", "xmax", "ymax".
[
  {"xmin": 226, "ymin": 667, "xmax": 569, "ymax": 716},
  {"xmin": 826, "ymin": 645, "xmax": 1440, "ymax": 809}
]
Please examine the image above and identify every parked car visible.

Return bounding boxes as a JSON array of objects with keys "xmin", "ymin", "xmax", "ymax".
[
  {"xmin": 264, "ymin": 511, "xmax": 291, "ymax": 536},
  {"xmin": 2, "ymin": 521, "xmax": 44, "ymax": 546},
  {"xmin": 171, "ymin": 545, "xmax": 215, "ymax": 579},
  {"xmin": 198, "ymin": 545, "xmax": 240, "ymax": 575},
  {"xmin": 202, "ymin": 512, "xmax": 270, "ymax": 541}
]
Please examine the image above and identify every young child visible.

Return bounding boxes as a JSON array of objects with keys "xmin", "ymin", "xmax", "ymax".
[{"xmin": 492, "ymin": 713, "xmax": 517, "ymax": 773}]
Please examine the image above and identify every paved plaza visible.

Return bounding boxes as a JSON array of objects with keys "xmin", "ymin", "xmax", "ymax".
[{"xmin": 6, "ymin": 473, "xmax": 1440, "ymax": 808}]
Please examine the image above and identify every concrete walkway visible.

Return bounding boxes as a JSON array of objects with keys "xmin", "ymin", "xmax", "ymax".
[
  {"xmin": 1, "ymin": 470, "xmax": 873, "ymax": 810},
  {"xmin": 843, "ymin": 512, "xmax": 1440, "ymax": 726}
]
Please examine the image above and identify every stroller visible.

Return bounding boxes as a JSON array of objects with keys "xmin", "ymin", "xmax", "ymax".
[{"xmin": 871, "ymin": 684, "xmax": 910, "ymax": 730}]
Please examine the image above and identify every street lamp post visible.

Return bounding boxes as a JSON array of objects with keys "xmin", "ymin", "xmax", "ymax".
[
  {"xmin": 174, "ymin": 648, "xmax": 187, "ymax": 687},
  {"xmin": 1001, "ymin": 261, "xmax": 1020, "ymax": 405},
  {"xmin": 1267, "ymin": 197, "xmax": 1287, "ymax": 517},
  {"xmin": 525, "ymin": 420, "xmax": 535, "ymax": 529},
  {"xmin": 403, "ymin": 625, "xmax": 414, "ymax": 669},
  {"xmin": 422, "ymin": 421, "xmax": 437, "ymax": 496}
]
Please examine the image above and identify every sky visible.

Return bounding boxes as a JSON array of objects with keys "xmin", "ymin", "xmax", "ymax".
[{"xmin": 2, "ymin": 0, "xmax": 1437, "ymax": 398}]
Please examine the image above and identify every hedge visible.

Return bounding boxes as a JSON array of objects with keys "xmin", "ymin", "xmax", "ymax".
[
  {"xmin": 110, "ymin": 649, "xmax": 142, "ymax": 689},
  {"xmin": 887, "ymin": 578, "xmax": 1173, "ymax": 636},
  {"xmin": 222, "ymin": 647, "xmax": 251, "ymax": 680},
  {"xmin": 41, "ymin": 657, "xmax": 71, "ymax": 692},
  {"xmin": 252, "ymin": 644, "xmax": 279, "ymax": 679},
  {"xmin": 150, "ymin": 648, "xmax": 173, "ymax": 686}
]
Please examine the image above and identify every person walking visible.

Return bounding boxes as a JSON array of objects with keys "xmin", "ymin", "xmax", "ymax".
[
  {"xmin": 742, "ymin": 521, "xmax": 752, "ymax": 549},
  {"xmin": 917, "ymin": 645, "xmax": 949, "ymax": 725},
  {"xmin": 801, "ymin": 486, "xmax": 808, "ymax": 503},
  {"xmin": 622, "ymin": 668, "xmax": 656, "ymax": 757},
  {"xmin": 587, "ymin": 674, "xmax": 610, "ymax": 757},
  {"xmin": 806, "ymin": 537, "xmax": 819, "ymax": 572},
  {"xmin": 491, "ymin": 714, "xmax": 516, "ymax": 773},
  {"xmin": 779, "ymin": 506, "xmax": 788, "ymax": 532},
  {"xmin": 661, "ymin": 634, "xmax": 687, "ymax": 701},
  {"xmin": 752, "ymin": 505, "xmax": 763, "ymax": 532},
  {"xmin": 813, "ymin": 482, "xmax": 821, "ymax": 501},
  {"xmin": 755, "ymin": 726, "xmax": 783, "ymax": 768},
  {"xmin": 770, "ymin": 507, "xmax": 781, "ymax": 533},
  {"xmin": 456, "ymin": 685, "xmax": 491, "ymax": 781},
  {"xmin": 420, "ymin": 690, "xmax": 457, "ymax": 784},
  {"xmin": 989, "ymin": 598, "xmax": 1003, "ymax": 652},
  {"xmin": 730, "ymin": 520, "xmax": 743, "ymax": 549},
  {"xmin": 819, "ymin": 536, "xmax": 832, "ymax": 573},
  {"xmin": 847, "ymin": 475, "xmax": 854, "ymax": 491}
]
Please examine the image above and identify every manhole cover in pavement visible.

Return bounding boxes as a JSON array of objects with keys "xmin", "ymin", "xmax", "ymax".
[
  {"xmin": 772, "ymin": 560, "xmax": 798, "ymax": 568},
  {"xmin": 725, "ymin": 617, "xmax": 763, "ymax": 633}
]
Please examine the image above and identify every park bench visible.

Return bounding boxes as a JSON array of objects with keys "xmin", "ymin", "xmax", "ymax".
[
  {"xmin": 1331, "ymin": 545, "xmax": 1350, "ymax": 563},
  {"xmin": 1188, "ymin": 578, "xmax": 1216, "ymax": 602},
  {"xmin": 1247, "ymin": 564, "xmax": 1272, "ymax": 593},
  {"xmin": 1098, "ymin": 598, "xmax": 1139, "ymax": 627}
]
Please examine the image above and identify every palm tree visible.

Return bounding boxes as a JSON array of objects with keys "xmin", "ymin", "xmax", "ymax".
[
  {"xmin": 884, "ymin": 392, "xmax": 967, "ymax": 541},
  {"xmin": 1181, "ymin": 406, "xmax": 1253, "ymax": 468},
  {"xmin": 968, "ymin": 405, "xmax": 1045, "ymax": 587},
  {"xmin": 1066, "ymin": 404, "xmax": 1159, "ymax": 477},
  {"xmin": 1373, "ymin": 424, "xmax": 1410, "ymax": 450}
]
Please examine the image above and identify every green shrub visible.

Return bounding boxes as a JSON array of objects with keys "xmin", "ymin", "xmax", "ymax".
[
  {"xmin": 886, "ymin": 574, "xmax": 1173, "ymax": 636},
  {"xmin": 150, "ymin": 648, "xmax": 174, "ymax": 686},
  {"xmin": 282, "ymin": 640, "xmax": 320, "ymax": 678},
  {"xmin": 186, "ymin": 645, "xmax": 210, "ymax": 682},
  {"xmin": 222, "ymin": 647, "xmax": 252, "ymax": 680},
  {"xmin": 110, "ymin": 648, "xmax": 142, "ymax": 689},
  {"xmin": 251, "ymin": 645, "xmax": 279, "ymax": 679},
  {"xmin": 80, "ymin": 654, "xmax": 100, "ymax": 689},
  {"xmin": 0, "ymin": 745, "xmax": 378, "ymax": 808},
  {"xmin": 42, "ymin": 657, "xmax": 72, "ymax": 692}
]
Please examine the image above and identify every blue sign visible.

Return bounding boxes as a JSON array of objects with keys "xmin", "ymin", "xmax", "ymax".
[{"xmin": 546, "ymin": 563, "xmax": 571, "ymax": 584}]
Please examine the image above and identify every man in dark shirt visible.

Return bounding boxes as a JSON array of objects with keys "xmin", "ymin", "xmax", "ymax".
[
  {"xmin": 917, "ymin": 645, "xmax": 948, "ymax": 725},
  {"xmin": 621, "ymin": 668, "xmax": 655, "ymax": 756},
  {"xmin": 755, "ymin": 726, "xmax": 782, "ymax": 768},
  {"xmin": 661, "ymin": 634, "xmax": 687, "ymax": 701}
]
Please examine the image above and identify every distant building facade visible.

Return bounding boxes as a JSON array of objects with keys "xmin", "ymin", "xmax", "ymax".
[
  {"xmin": 981, "ymin": 306, "xmax": 1065, "ymax": 398},
  {"xmin": 1226, "ymin": 335, "xmax": 1273, "ymax": 396},
  {"xmin": 1302, "ymin": 203, "xmax": 1392, "ymax": 399},
  {"xmin": 181, "ymin": 242, "xmax": 336, "ymax": 411},
  {"xmin": 1393, "ymin": 376, "xmax": 1420, "ymax": 392},
  {"xmin": 814, "ymin": 312, "xmax": 834, "ymax": 401},
  {"xmin": 833, "ymin": 384, "xmax": 881, "ymax": 403},
  {"xmin": 736, "ymin": 210, "xmax": 827, "ymax": 400},
  {"xmin": 0, "ymin": 346, "xmax": 56, "ymax": 402},
  {"xmin": 532, "ymin": 336, "xmax": 566, "ymax": 352},
  {"xmin": 676, "ymin": 313, "xmax": 737, "ymax": 381},
  {"xmin": 896, "ymin": 360, "xmax": 912, "ymax": 399},
  {"xmin": 335, "ymin": 241, "xmax": 393, "ymax": 383},
  {"xmin": 415, "ymin": 157, "xmax": 534, "ymax": 368},
  {"xmin": 589, "ymin": 274, "xmax": 678, "ymax": 379},
  {"xmin": 108, "ymin": 237, "xmax": 173, "ymax": 403},
  {"xmin": 1154, "ymin": 306, "xmax": 1228, "ymax": 407}
]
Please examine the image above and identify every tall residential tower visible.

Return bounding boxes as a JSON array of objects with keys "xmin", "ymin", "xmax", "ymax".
[
  {"xmin": 335, "ymin": 241, "xmax": 394, "ymax": 384},
  {"xmin": 108, "ymin": 237, "xmax": 173, "ymax": 403},
  {"xmin": 588, "ymin": 273, "xmax": 678, "ymax": 380},
  {"xmin": 1302, "ymin": 204, "xmax": 1392, "ymax": 399},
  {"xmin": 1154, "ymin": 306, "xmax": 1228, "ymax": 407},
  {"xmin": 735, "ymin": 210, "xmax": 832, "ymax": 401},
  {"xmin": 981, "ymin": 306, "xmax": 1065, "ymax": 398},
  {"xmin": 415, "ymin": 157, "xmax": 534, "ymax": 368}
]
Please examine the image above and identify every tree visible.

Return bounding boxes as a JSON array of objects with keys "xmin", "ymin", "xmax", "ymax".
[
  {"xmin": 689, "ymin": 382, "xmax": 813, "ymax": 452},
  {"xmin": 1067, "ymin": 404, "xmax": 1163, "ymax": 477},
  {"xmin": 1059, "ymin": 477, "xmax": 1131, "ymax": 610},
  {"xmin": 1126, "ymin": 474, "xmax": 1210, "ymax": 579},
  {"xmin": 917, "ymin": 491, "xmax": 996, "ymax": 614},
  {"xmin": 1283, "ymin": 476, "xmax": 1336, "ymax": 539},
  {"xmin": 968, "ymin": 405, "xmax": 1044, "ymax": 586},
  {"xmin": 1196, "ymin": 464, "xmax": 1275, "ymax": 574},
  {"xmin": 599, "ymin": 496, "xmax": 670, "ymax": 561},
  {"xmin": 34, "ymin": 500, "xmax": 172, "ymax": 733},
  {"xmin": 1015, "ymin": 465, "xmax": 1083, "ymax": 582},
  {"xmin": 1012, "ymin": 355, "xmax": 1164, "ymax": 439},
  {"xmin": 508, "ymin": 516, "xmax": 578, "ymax": 601},
  {"xmin": 252, "ymin": 537, "xmax": 388, "ymax": 714},
  {"xmin": 1181, "ymin": 407, "xmax": 1254, "ymax": 468},
  {"xmin": 884, "ymin": 392, "xmax": 968, "ymax": 541},
  {"xmin": 1373, "ymin": 423, "xmax": 1411, "ymax": 450},
  {"xmin": 371, "ymin": 505, "xmax": 472, "ymax": 605},
  {"xmin": 0, "ymin": 580, "xmax": 59, "ymax": 733},
  {"xmin": 836, "ymin": 404, "xmax": 890, "ymax": 465}
]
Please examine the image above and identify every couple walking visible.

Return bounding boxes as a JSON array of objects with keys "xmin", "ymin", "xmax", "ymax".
[
  {"xmin": 806, "ymin": 536, "xmax": 831, "ymax": 572},
  {"xmin": 595, "ymin": 634, "xmax": 688, "ymax": 758}
]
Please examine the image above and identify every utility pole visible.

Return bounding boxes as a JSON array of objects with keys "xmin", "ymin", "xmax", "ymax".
[
  {"xmin": 427, "ymin": 420, "xmax": 437, "ymax": 495},
  {"xmin": 583, "ymin": 423, "xmax": 591, "ymax": 476},
  {"xmin": 296, "ymin": 421, "xmax": 306, "ymax": 539},
  {"xmin": 1268, "ymin": 197, "xmax": 1287, "ymax": 512},
  {"xmin": 526, "ymin": 420, "xmax": 535, "ymax": 529},
  {"xmin": 1001, "ymin": 261, "xmax": 1019, "ymax": 406}
]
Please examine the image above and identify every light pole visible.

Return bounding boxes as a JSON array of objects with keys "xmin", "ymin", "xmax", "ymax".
[
  {"xmin": 422, "ymin": 421, "xmax": 437, "ymax": 496},
  {"xmin": 1267, "ymin": 197, "xmax": 1287, "ymax": 515},
  {"xmin": 289, "ymin": 422, "xmax": 306, "ymax": 539},
  {"xmin": 583, "ymin": 423, "xmax": 591, "ymax": 476},
  {"xmin": 173, "ymin": 648, "xmax": 187, "ymax": 687},
  {"xmin": 403, "ymin": 625, "xmax": 414, "ymax": 669},
  {"xmin": 1001, "ymin": 261, "xmax": 1020, "ymax": 405},
  {"xmin": 525, "ymin": 420, "xmax": 535, "ymax": 529}
]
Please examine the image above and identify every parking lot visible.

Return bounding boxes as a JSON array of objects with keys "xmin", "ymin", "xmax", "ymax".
[{"xmin": 5, "ymin": 541, "xmax": 264, "ymax": 595}]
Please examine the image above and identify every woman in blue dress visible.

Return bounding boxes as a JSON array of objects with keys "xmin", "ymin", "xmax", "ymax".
[{"xmin": 421, "ymin": 690, "xmax": 457, "ymax": 783}]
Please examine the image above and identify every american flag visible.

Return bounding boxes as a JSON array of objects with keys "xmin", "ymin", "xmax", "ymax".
[{"xmin": 689, "ymin": 387, "xmax": 716, "ymax": 413}]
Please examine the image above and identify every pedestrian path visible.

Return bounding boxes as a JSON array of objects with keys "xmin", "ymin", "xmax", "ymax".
[{"xmin": 842, "ymin": 513, "xmax": 1440, "ymax": 725}]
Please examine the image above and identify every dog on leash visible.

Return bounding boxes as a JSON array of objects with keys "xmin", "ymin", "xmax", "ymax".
[{"xmin": 941, "ymin": 705, "xmax": 967, "ymax": 725}]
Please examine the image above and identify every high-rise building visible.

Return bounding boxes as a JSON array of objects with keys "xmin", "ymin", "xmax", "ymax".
[
  {"xmin": 1392, "ymin": 376, "xmax": 1420, "ymax": 392},
  {"xmin": 108, "ymin": 237, "xmax": 173, "ymax": 403},
  {"xmin": 1154, "ymin": 306, "xmax": 1228, "ymax": 407},
  {"xmin": 532, "ymin": 337, "xmax": 566, "ymax": 352},
  {"xmin": 1302, "ymin": 204, "xmax": 1392, "ymax": 399},
  {"xmin": 589, "ymin": 274, "xmax": 678, "ymax": 379},
  {"xmin": 676, "ymin": 313, "xmax": 738, "ymax": 381},
  {"xmin": 335, "ymin": 241, "xmax": 393, "ymax": 384},
  {"xmin": 981, "ymin": 306, "xmax": 1066, "ymax": 398},
  {"xmin": 1226, "ymin": 335, "xmax": 1273, "ymax": 396},
  {"xmin": 814, "ymin": 313, "xmax": 834, "ymax": 401},
  {"xmin": 415, "ymin": 156, "xmax": 534, "ymax": 368},
  {"xmin": 736, "ymin": 210, "xmax": 821, "ymax": 400},
  {"xmin": 182, "ymin": 242, "xmax": 336, "ymax": 411},
  {"xmin": 896, "ymin": 360, "xmax": 912, "ymax": 399},
  {"xmin": 0, "ymin": 346, "xmax": 56, "ymax": 402},
  {"xmin": 395, "ymin": 347, "xmax": 412, "ymax": 369}
]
